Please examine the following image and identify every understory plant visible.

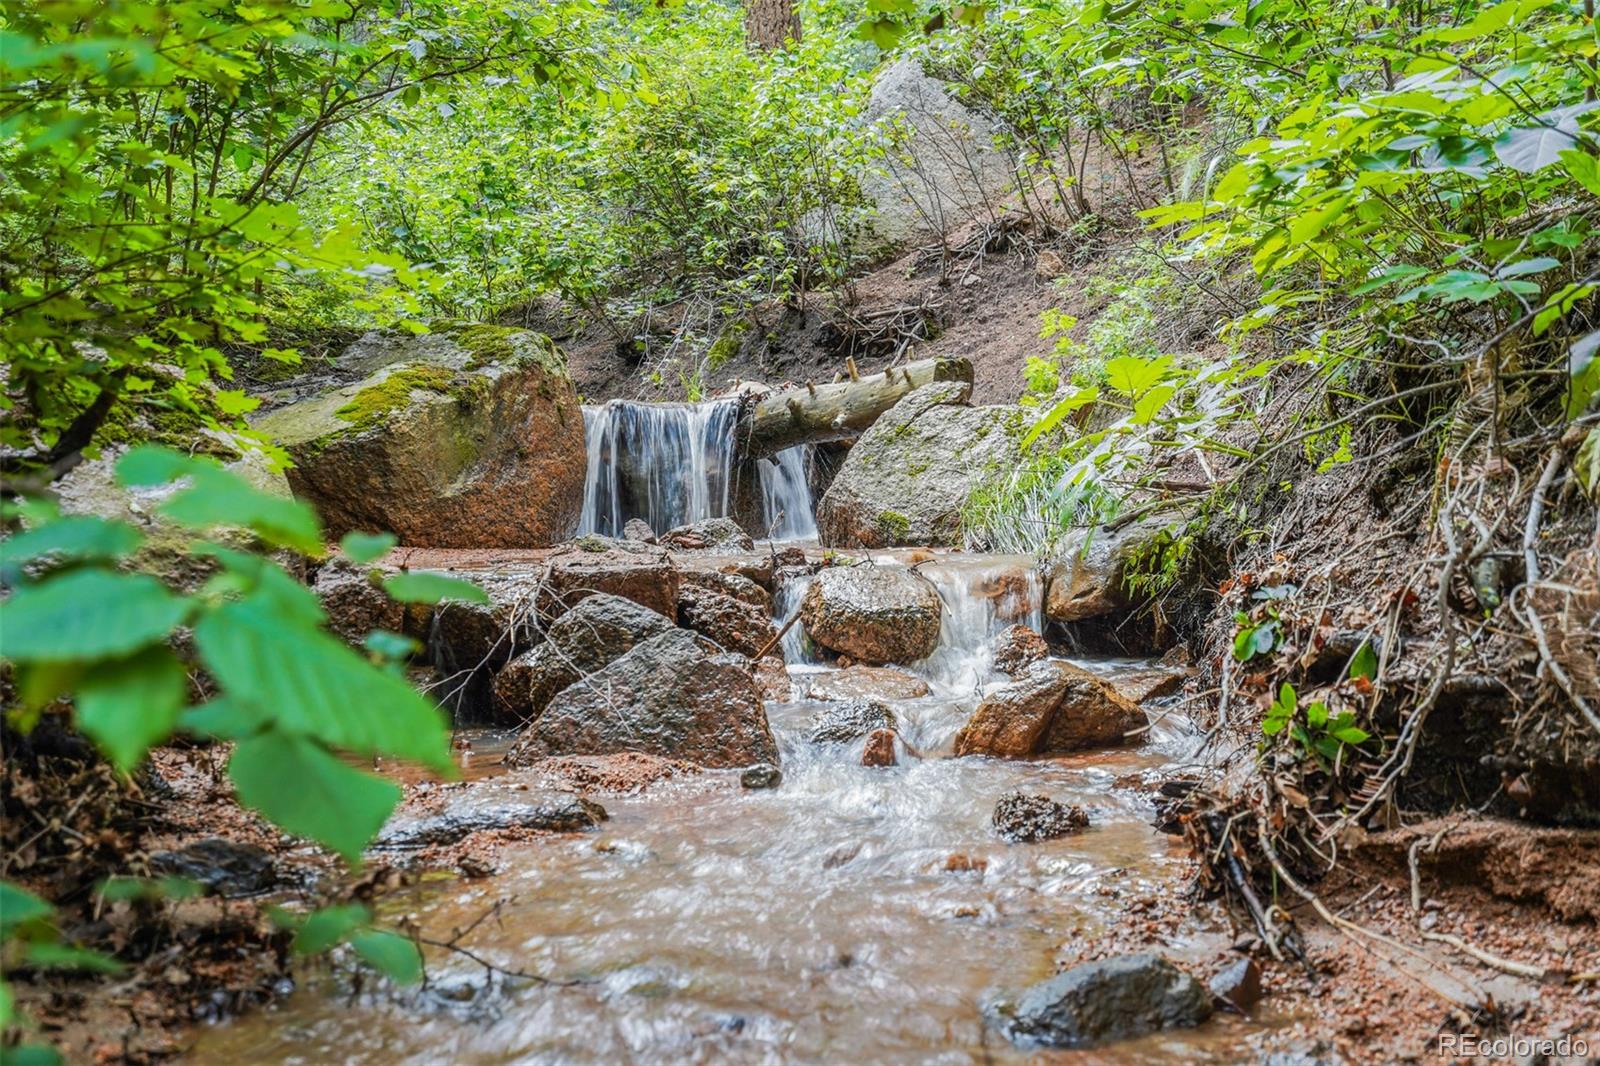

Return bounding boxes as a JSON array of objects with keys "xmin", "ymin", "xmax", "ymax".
[{"xmin": 0, "ymin": 446, "xmax": 490, "ymax": 1058}]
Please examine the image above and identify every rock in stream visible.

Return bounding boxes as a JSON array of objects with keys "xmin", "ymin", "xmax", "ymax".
[{"xmin": 994, "ymin": 953, "xmax": 1213, "ymax": 1049}]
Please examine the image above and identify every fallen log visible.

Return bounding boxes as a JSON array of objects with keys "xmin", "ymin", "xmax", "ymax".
[{"xmin": 748, "ymin": 355, "xmax": 972, "ymax": 455}]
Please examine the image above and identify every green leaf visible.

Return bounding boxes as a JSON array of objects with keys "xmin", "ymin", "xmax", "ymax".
[
  {"xmin": 177, "ymin": 697, "xmax": 267, "ymax": 740},
  {"xmin": 1287, "ymin": 194, "xmax": 1352, "ymax": 246},
  {"xmin": 1560, "ymin": 148, "xmax": 1600, "ymax": 197},
  {"xmin": 1570, "ymin": 328, "xmax": 1600, "ymax": 418},
  {"xmin": 1103, "ymin": 355, "xmax": 1172, "ymax": 397},
  {"xmin": 195, "ymin": 596, "xmax": 450, "ymax": 768},
  {"xmin": 1494, "ymin": 103, "xmax": 1596, "ymax": 173},
  {"xmin": 74, "ymin": 647, "xmax": 187, "ymax": 771},
  {"xmin": 0, "ymin": 517, "xmax": 141, "ymax": 569},
  {"xmin": 1, "ymin": 881, "xmax": 53, "ymax": 934},
  {"xmin": 350, "ymin": 929, "xmax": 423, "ymax": 984},
  {"xmin": 23, "ymin": 941, "xmax": 124, "ymax": 973},
  {"xmin": 115, "ymin": 445, "xmax": 201, "ymax": 488},
  {"xmin": 1021, "ymin": 386, "xmax": 1098, "ymax": 448},
  {"xmin": 1348, "ymin": 641, "xmax": 1378, "ymax": 681},
  {"xmin": 1305, "ymin": 700, "xmax": 1329, "ymax": 728},
  {"xmin": 160, "ymin": 464, "xmax": 323, "ymax": 555},
  {"xmin": 382, "ymin": 571, "xmax": 489, "ymax": 605},
  {"xmin": 292, "ymin": 903, "xmax": 370, "ymax": 955},
  {"xmin": 364, "ymin": 630, "xmax": 420, "ymax": 660},
  {"xmin": 0, "ymin": 570, "xmax": 189, "ymax": 663},
  {"xmin": 1131, "ymin": 383, "xmax": 1176, "ymax": 424},
  {"xmin": 339, "ymin": 531, "xmax": 397, "ymax": 564},
  {"xmin": 4, "ymin": 1043, "xmax": 63, "ymax": 1066},
  {"xmin": 229, "ymin": 732, "xmax": 401, "ymax": 862}
]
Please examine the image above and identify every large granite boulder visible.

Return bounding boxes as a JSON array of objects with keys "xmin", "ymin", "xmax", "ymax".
[
  {"xmin": 505, "ymin": 630, "xmax": 778, "ymax": 768},
  {"xmin": 1042, "ymin": 523, "xmax": 1168, "ymax": 624},
  {"xmin": 490, "ymin": 593, "xmax": 675, "ymax": 725},
  {"xmin": 800, "ymin": 565, "xmax": 943, "ymax": 664},
  {"xmin": 954, "ymin": 660, "xmax": 1146, "ymax": 757},
  {"xmin": 861, "ymin": 58, "xmax": 1015, "ymax": 247},
  {"xmin": 252, "ymin": 324, "xmax": 584, "ymax": 547},
  {"xmin": 995, "ymin": 954, "xmax": 1212, "ymax": 1049},
  {"xmin": 816, "ymin": 383, "xmax": 1025, "ymax": 548}
]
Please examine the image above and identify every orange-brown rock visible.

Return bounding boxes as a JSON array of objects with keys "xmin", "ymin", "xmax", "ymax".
[
  {"xmin": 953, "ymin": 660, "xmax": 1146, "ymax": 757},
  {"xmin": 253, "ymin": 324, "xmax": 584, "ymax": 547},
  {"xmin": 991, "ymin": 624, "xmax": 1049, "ymax": 676},
  {"xmin": 861, "ymin": 728, "xmax": 898, "ymax": 767}
]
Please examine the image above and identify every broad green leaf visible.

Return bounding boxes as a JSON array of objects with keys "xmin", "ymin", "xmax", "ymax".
[
  {"xmin": 1560, "ymin": 148, "xmax": 1600, "ymax": 197},
  {"xmin": 0, "ymin": 517, "xmax": 141, "ymax": 569},
  {"xmin": 229, "ymin": 732, "xmax": 401, "ymax": 861},
  {"xmin": 340, "ymin": 531, "xmax": 397, "ymax": 564},
  {"xmin": 1103, "ymin": 355, "xmax": 1172, "ymax": 398},
  {"xmin": 1, "ymin": 881, "xmax": 53, "ymax": 934},
  {"xmin": 1494, "ymin": 103, "xmax": 1597, "ymax": 173},
  {"xmin": 115, "ymin": 446, "xmax": 201, "ymax": 488},
  {"xmin": 1348, "ymin": 641, "xmax": 1378, "ymax": 681},
  {"xmin": 1131, "ymin": 384, "xmax": 1176, "ymax": 424},
  {"xmin": 178, "ymin": 697, "xmax": 267, "ymax": 740},
  {"xmin": 351, "ymin": 929, "xmax": 423, "ymax": 984},
  {"xmin": 160, "ymin": 464, "xmax": 323, "ymax": 555},
  {"xmin": 0, "ymin": 570, "xmax": 189, "ymax": 663},
  {"xmin": 1021, "ymin": 386, "xmax": 1098, "ymax": 449},
  {"xmin": 23, "ymin": 941, "xmax": 124, "ymax": 973},
  {"xmin": 382, "ymin": 571, "xmax": 489, "ymax": 605},
  {"xmin": 1287, "ymin": 194, "xmax": 1351, "ymax": 246},
  {"xmin": 75, "ymin": 647, "xmax": 187, "ymax": 771},
  {"xmin": 196, "ymin": 597, "xmax": 449, "ymax": 768},
  {"xmin": 1495, "ymin": 257, "xmax": 1559, "ymax": 279},
  {"xmin": 4, "ymin": 1043, "xmax": 62, "ymax": 1066},
  {"xmin": 292, "ymin": 903, "xmax": 370, "ymax": 954}
]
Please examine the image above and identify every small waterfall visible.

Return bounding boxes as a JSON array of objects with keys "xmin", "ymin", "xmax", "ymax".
[
  {"xmin": 757, "ymin": 445, "xmax": 818, "ymax": 541},
  {"xmin": 579, "ymin": 399, "xmax": 741, "ymax": 537},
  {"xmin": 914, "ymin": 555, "xmax": 1043, "ymax": 694},
  {"xmin": 774, "ymin": 572, "xmax": 820, "ymax": 666}
]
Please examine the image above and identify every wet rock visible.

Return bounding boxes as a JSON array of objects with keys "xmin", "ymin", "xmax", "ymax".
[
  {"xmin": 252, "ymin": 325, "xmax": 584, "ymax": 547},
  {"xmin": 375, "ymin": 788, "xmax": 607, "ymax": 848},
  {"xmin": 677, "ymin": 568, "xmax": 773, "ymax": 612},
  {"xmin": 505, "ymin": 630, "xmax": 779, "ymax": 769},
  {"xmin": 488, "ymin": 593, "xmax": 675, "ymax": 725},
  {"xmin": 997, "ymin": 953, "xmax": 1213, "ymax": 1049},
  {"xmin": 741, "ymin": 763, "xmax": 782, "ymax": 789},
  {"xmin": 422, "ymin": 572, "xmax": 544, "ymax": 673},
  {"xmin": 519, "ymin": 753, "xmax": 697, "ymax": 794},
  {"xmin": 751, "ymin": 656, "xmax": 792, "ymax": 702},
  {"xmin": 660, "ymin": 517, "xmax": 754, "ymax": 553},
  {"xmin": 622, "ymin": 518, "xmax": 657, "ymax": 544},
  {"xmin": 991, "ymin": 792, "xmax": 1088, "ymax": 842},
  {"xmin": 954, "ymin": 660, "xmax": 1146, "ymax": 757},
  {"xmin": 313, "ymin": 560, "xmax": 405, "ymax": 646},
  {"xmin": 1105, "ymin": 666, "xmax": 1187, "ymax": 705},
  {"xmin": 538, "ymin": 550, "xmax": 679, "ymax": 621},
  {"xmin": 676, "ymin": 584, "xmax": 779, "ymax": 659},
  {"xmin": 149, "ymin": 839, "xmax": 276, "ymax": 898},
  {"xmin": 1042, "ymin": 522, "xmax": 1168, "ymax": 624},
  {"xmin": 801, "ymin": 665, "xmax": 930, "ymax": 701},
  {"xmin": 800, "ymin": 565, "xmax": 942, "ymax": 664},
  {"xmin": 943, "ymin": 853, "xmax": 987, "ymax": 874},
  {"xmin": 810, "ymin": 698, "xmax": 896, "ymax": 743},
  {"xmin": 991, "ymin": 624, "xmax": 1049, "ymax": 676},
  {"xmin": 861, "ymin": 728, "xmax": 898, "ymax": 767},
  {"xmin": 1209, "ymin": 957, "xmax": 1262, "ymax": 1012},
  {"xmin": 816, "ymin": 382, "xmax": 1027, "ymax": 548}
]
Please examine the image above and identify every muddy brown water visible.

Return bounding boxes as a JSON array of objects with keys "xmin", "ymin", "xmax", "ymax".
[{"xmin": 193, "ymin": 555, "xmax": 1282, "ymax": 1063}]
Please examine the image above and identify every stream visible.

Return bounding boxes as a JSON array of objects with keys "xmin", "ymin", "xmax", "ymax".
[
  {"xmin": 193, "ymin": 552, "xmax": 1280, "ymax": 1064},
  {"xmin": 193, "ymin": 411, "xmax": 1276, "ymax": 1063}
]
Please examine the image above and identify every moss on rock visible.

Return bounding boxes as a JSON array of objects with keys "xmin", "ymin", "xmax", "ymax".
[{"xmin": 334, "ymin": 365, "xmax": 456, "ymax": 430}]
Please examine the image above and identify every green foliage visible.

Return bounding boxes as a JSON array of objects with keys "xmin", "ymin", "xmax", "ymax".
[
  {"xmin": 1, "ymin": 880, "xmax": 122, "ymax": 1063},
  {"xmin": 1, "ymin": 446, "xmax": 452, "ymax": 845},
  {"xmin": 1261, "ymin": 682, "xmax": 1373, "ymax": 765}
]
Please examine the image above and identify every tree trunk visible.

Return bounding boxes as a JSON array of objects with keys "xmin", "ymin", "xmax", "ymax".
[
  {"xmin": 744, "ymin": 0, "xmax": 801, "ymax": 50},
  {"xmin": 747, "ymin": 356, "xmax": 973, "ymax": 455}
]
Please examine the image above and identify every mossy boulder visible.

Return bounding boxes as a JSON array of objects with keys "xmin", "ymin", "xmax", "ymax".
[
  {"xmin": 816, "ymin": 382, "xmax": 1024, "ymax": 548},
  {"xmin": 251, "ymin": 324, "xmax": 584, "ymax": 548}
]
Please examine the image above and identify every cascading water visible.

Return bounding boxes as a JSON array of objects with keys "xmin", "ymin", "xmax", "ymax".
[
  {"xmin": 756, "ymin": 445, "xmax": 818, "ymax": 541},
  {"xmin": 578, "ymin": 399, "xmax": 742, "ymax": 537},
  {"xmin": 911, "ymin": 554, "xmax": 1045, "ymax": 695}
]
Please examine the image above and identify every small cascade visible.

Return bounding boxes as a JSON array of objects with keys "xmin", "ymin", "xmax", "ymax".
[
  {"xmin": 913, "ymin": 555, "xmax": 1044, "ymax": 695},
  {"xmin": 773, "ymin": 572, "xmax": 819, "ymax": 666},
  {"xmin": 578, "ymin": 399, "xmax": 741, "ymax": 537},
  {"xmin": 757, "ymin": 445, "xmax": 818, "ymax": 541}
]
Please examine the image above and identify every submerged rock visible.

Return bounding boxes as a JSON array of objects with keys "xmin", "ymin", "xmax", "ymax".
[
  {"xmin": 815, "ymin": 382, "xmax": 1025, "ymax": 548},
  {"xmin": 954, "ymin": 660, "xmax": 1146, "ymax": 757},
  {"xmin": 374, "ymin": 788, "xmax": 607, "ymax": 848},
  {"xmin": 996, "ymin": 954, "xmax": 1212, "ymax": 1048},
  {"xmin": 489, "ymin": 593, "xmax": 675, "ymax": 725},
  {"xmin": 252, "ymin": 324, "xmax": 584, "ymax": 547},
  {"xmin": 861, "ymin": 728, "xmax": 899, "ymax": 768},
  {"xmin": 505, "ymin": 630, "xmax": 778, "ymax": 769},
  {"xmin": 810, "ymin": 698, "xmax": 896, "ymax": 743},
  {"xmin": 991, "ymin": 624, "xmax": 1049, "ymax": 676},
  {"xmin": 519, "ymin": 753, "xmax": 697, "ymax": 795},
  {"xmin": 149, "ymin": 839, "xmax": 276, "ymax": 898},
  {"xmin": 676, "ymin": 584, "xmax": 779, "ymax": 659},
  {"xmin": 741, "ymin": 764, "xmax": 782, "ymax": 789},
  {"xmin": 991, "ymin": 792, "xmax": 1088, "ymax": 842},
  {"xmin": 801, "ymin": 664, "xmax": 930, "ymax": 702},
  {"xmin": 800, "ymin": 565, "xmax": 942, "ymax": 664},
  {"xmin": 660, "ymin": 517, "xmax": 754, "ymax": 553}
]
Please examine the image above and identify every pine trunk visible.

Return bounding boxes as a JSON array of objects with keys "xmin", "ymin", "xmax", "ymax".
[{"xmin": 743, "ymin": 0, "xmax": 801, "ymax": 50}]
